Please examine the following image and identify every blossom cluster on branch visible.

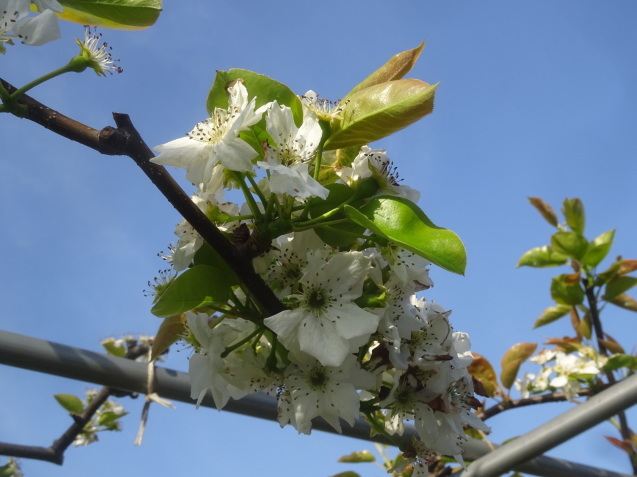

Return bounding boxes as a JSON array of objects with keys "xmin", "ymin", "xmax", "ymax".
[{"xmin": 146, "ymin": 46, "xmax": 489, "ymax": 473}]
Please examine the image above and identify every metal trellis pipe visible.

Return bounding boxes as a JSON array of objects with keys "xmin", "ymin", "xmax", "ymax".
[{"xmin": 0, "ymin": 329, "xmax": 633, "ymax": 477}]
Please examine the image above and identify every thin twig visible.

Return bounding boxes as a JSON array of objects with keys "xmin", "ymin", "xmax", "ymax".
[{"xmin": 0, "ymin": 344, "xmax": 148, "ymax": 465}]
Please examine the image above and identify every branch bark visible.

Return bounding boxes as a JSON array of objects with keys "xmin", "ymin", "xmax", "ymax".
[
  {"xmin": 0, "ymin": 342, "xmax": 148, "ymax": 465},
  {"xmin": 0, "ymin": 77, "xmax": 286, "ymax": 317}
]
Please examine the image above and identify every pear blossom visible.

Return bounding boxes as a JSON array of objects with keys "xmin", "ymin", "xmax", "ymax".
[
  {"xmin": 75, "ymin": 27, "xmax": 122, "ymax": 76},
  {"xmin": 0, "ymin": 0, "xmax": 60, "ymax": 52},
  {"xmin": 257, "ymin": 102, "xmax": 328, "ymax": 200},
  {"xmin": 264, "ymin": 250, "xmax": 380, "ymax": 367},
  {"xmin": 153, "ymin": 82, "xmax": 265, "ymax": 182}
]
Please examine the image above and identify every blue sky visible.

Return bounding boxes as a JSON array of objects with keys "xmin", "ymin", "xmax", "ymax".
[{"xmin": 1, "ymin": 1, "xmax": 637, "ymax": 476}]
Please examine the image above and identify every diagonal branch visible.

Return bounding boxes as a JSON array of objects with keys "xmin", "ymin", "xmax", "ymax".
[{"xmin": 0, "ymin": 77, "xmax": 286, "ymax": 317}]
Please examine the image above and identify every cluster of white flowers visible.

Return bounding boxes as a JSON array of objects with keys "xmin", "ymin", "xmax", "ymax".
[
  {"xmin": 151, "ymin": 81, "xmax": 487, "ymax": 470},
  {"xmin": 0, "ymin": 0, "xmax": 61, "ymax": 53},
  {"xmin": 515, "ymin": 346, "xmax": 607, "ymax": 400}
]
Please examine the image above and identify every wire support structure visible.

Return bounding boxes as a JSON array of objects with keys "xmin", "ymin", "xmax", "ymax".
[{"xmin": 0, "ymin": 329, "xmax": 634, "ymax": 477}]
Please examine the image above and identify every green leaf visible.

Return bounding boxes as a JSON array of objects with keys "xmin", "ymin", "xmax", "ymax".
[
  {"xmin": 528, "ymin": 197, "xmax": 558, "ymax": 227},
  {"xmin": 193, "ymin": 242, "xmax": 239, "ymax": 287},
  {"xmin": 98, "ymin": 410, "xmax": 126, "ymax": 427},
  {"xmin": 583, "ymin": 229, "xmax": 615, "ymax": 268},
  {"xmin": 206, "ymin": 69, "xmax": 303, "ymax": 124},
  {"xmin": 467, "ymin": 353, "xmax": 499, "ymax": 397},
  {"xmin": 344, "ymin": 42, "xmax": 425, "ymax": 99},
  {"xmin": 54, "ymin": 394, "xmax": 84, "ymax": 414},
  {"xmin": 325, "ymin": 80, "xmax": 437, "ymax": 150},
  {"xmin": 330, "ymin": 473, "xmax": 361, "ymax": 477},
  {"xmin": 517, "ymin": 246, "xmax": 568, "ymax": 268},
  {"xmin": 607, "ymin": 293, "xmax": 637, "ymax": 312},
  {"xmin": 151, "ymin": 315, "xmax": 185, "ymax": 361},
  {"xmin": 604, "ymin": 276, "xmax": 637, "ymax": 300},
  {"xmin": 533, "ymin": 304, "xmax": 572, "ymax": 328},
  {"xmin": 337, "ymin": 451, "xmax": 376, "ymax": 463},
  {"xmin": 151, "ymin": 265, "xmax": 230, "ymax": 318},
  {"xmin": 57, "ymin": 0, "xmax": 161, "ymax": 29},
  {"xmin": 562, "ymin": 198, "xmax": 585, "ymax": 235},
  {"xmin": 344, "ymin": 196, "xmax": 466, "ymax": 274},
  {"xmin": 550, "ymin": 231, "xmax": 588, "ymax": 260},
  {"xmin": 603, "ymin": 354, "xmax": 637, "ymax": 372},
  {"xmin": 500, "ymin": 342, "xmax": 537, "ymax": 390},
  {"xmin": 550, "ymin": 274, "xmax": 584, "ymax": 305}
]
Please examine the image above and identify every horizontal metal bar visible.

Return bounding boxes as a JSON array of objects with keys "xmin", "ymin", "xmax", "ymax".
[
  {"xmin": 0, "ymin": 329, "xmax": 632, "ymax": 477},
  {"xmin": 456, "ymin": 370, "xmax": 637, "ymax": 477}
]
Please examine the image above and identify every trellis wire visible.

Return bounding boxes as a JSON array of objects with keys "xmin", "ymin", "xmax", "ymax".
[{"xmin": 0, "ymin": 329, "xmax": 633, "ymax": 477}]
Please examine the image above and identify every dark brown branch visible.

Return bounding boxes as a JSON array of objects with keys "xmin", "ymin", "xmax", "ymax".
[
  {"xmin": 477, "ymin": 389, "xmax": 596, "ymax": 421},
  {"xmin": 0, "ymin": 343, "xmax": 148, "ymax": 465},
  {"xmin": 0, "ymin": 77, "xmax": 286, "ymax": 317}
]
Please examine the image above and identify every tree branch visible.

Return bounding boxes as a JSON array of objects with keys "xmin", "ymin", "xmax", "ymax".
[
  {"xmin": 0, "ymin": 77, "xmax": 286, "ymax": 317},
  {"xmin": 0, "ymin": 343, "xmax": 148, "ymax": 465}
]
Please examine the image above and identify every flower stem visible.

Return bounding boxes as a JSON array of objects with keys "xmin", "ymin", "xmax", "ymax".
[{"xmin": 234, "ymin": 172, "xmax": 263, "ymax": 220}]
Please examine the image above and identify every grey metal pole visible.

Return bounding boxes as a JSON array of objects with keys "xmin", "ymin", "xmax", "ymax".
[
  {"xmin": 0, "ymin": 329, "xmax": 633, "ymax": 477},
  {"xmin": 458, "ymin": 372, "xmax": 637, "ymax": 477}
]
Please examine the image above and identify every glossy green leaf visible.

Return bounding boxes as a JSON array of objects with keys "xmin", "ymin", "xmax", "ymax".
[
  {"xmin": 57, "ymin": 0, "xmax": 161, "ymax": 29},
  {"xmin": 517, "ymin": 246, "xmax": 568, "ymax": 268},
  {"xmin": 533, "ymin": 304, "xmax": 572, "ymax": 328},
  {"xmin": 528, "ymin": 197, "xmax": 558, "ymax": 227},
  {"xmin": 206, "ymin": 69, "xmax": 303, "ymax": 124},
  {"xmin": 607, "ymin": 293, "xmax": 637, "ymax": 312},
  {"xmin": 344, "ymin": 42, "xmax": 425, "ymax": 99},
  {"xmin": 551, "ymin": 274, "xmax": 584, "ymax": 305},
  {"xmin": 583, "ymin": 229, "xmax": 615, "ymax": 268},
  {"xmin": 550, "ymin": 231, "xmax": 588, "ymax": 260},
  {"xmin": 151, "ymin": 315, "xmax": 185, "ymax": 361},
  {"xmin": 151, "ymin": 265, "xmax": 230, "ymax": 318},
  {"xmin": 604, "ymin": 276, "xmax": 637, "ymax": 300},
  {"xmin": 193, "ymin": 242, "xmax": 239, "ymax": 287},
  {"xmin": 500, "ymin": 342, "xmax": 537, "ymax": 390},
  {"xmin": 337, "ymin": 451, "xmax": 376, "ymax": 463},
  {"xmin": 344, "ymin": 196, "xmax": 466, "ymax": 274},
  {"xmin": 467, "ymin": 353, "xmax": 498, "ymax": 397},
  {"xmin": 54, "ymin": 394, "xmax": 84, "ymax": 414},
  {"xmin": 562, "ymin": 198, "xmax": 585, "ymax": 235},
  {"xmin": 325, "ymin": 79, "xmax": 437, "ymax": 150}
]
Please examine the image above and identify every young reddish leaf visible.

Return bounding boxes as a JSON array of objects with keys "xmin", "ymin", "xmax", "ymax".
[
  {"xmin": 54, "ymin": 394, "xmax": 84, "ymax": 414},
  {"xmin": 601, "ymin": 333, "xmax": 625, "ymax": 354},
  {"xmin": 579, "ymin": 310, "xmax": 593, "ymax": 340},
  {"xmin": 603, "ymin": 276, "xmax": 637, "ymax": 300},
  {"xmin": 617, "ymin": 259, "xmax": 637, "ymax": 277},
  {"xmin": 545, "ymin": 336, "xmax": 582, "ymax": 353},
  {"xmin": 533, "ymin": 304, "xmax": 571, "ymax": 328},
  {"xmin": 562, "ymin": 198, "xmax": 586, "ymax": 235},
  {"xmin": 528, "ymin": 197, "xmax": 558, "ymax": 227},
  {"xmin": 337, "ymin": 451, "xmax": 376, "ymax": 463},
  {"xmin": 345, "ymin": 42, "xmax": 425, "ymax": 98},
  {"xmin": 583, "ymin": 230, "xmax": 615, "ymax": 268},
  {"xmin": 551, "ymin": 231, "xmax": 588, "ymax": 260},
  {"xmin": 517, "ymin": 246, "xmax": 568, "ymax": 268},
  {"xmin": 604, "ymin": 436, "xmax": 634, "ymax": 454},
  {"xmin": 607, "ymin": 293, "xmax": 637, "ymax": 312},
  {"xmin": 325, "ymin": 80, "xmax": 437, "ymax": 150},
  {"xmin": 570, "ymin": 307, "xmax": 581, "ymax": 338},
  {"xmin": 500, "ymin": 343, "xmax": 537, "ymax": 389},
  {"xmin": 467, "ymin": 353, "xmax": 498, "ymax": 397},
  {"xmin": 550, "ymin": 274, "xmax": 585, "ymax": 306},
  {"xmin": 151, "ymin": 315, "xmax": 185, "ymax": 361}
]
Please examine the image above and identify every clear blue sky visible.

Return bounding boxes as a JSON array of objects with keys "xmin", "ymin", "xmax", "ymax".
[{"xmin": 1, "ymin": 1, "xmax": 636, "ymax": 476}]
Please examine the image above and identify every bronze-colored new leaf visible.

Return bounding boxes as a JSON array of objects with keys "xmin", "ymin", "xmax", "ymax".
[
  {"xmin": 467, "ymin": 353, "xmax": 499, "ymax": 397},
  {"xmin": 325, "ymin": 79, "xmax": 437, "ymax": 150},
  {"xmin": 528, "ymin": 197, "xmax": 558, "ymax": 227},
  {"xmin": 151, "ymin": 314, "xmax": 185, "ymax": 361},
  {"xmin": 500, "ymin": 342, "xmax": 537, "ymax": 390},
  {"xmin": 344, "ymin": 42, "xmax": 425, "ymax": 99}
]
